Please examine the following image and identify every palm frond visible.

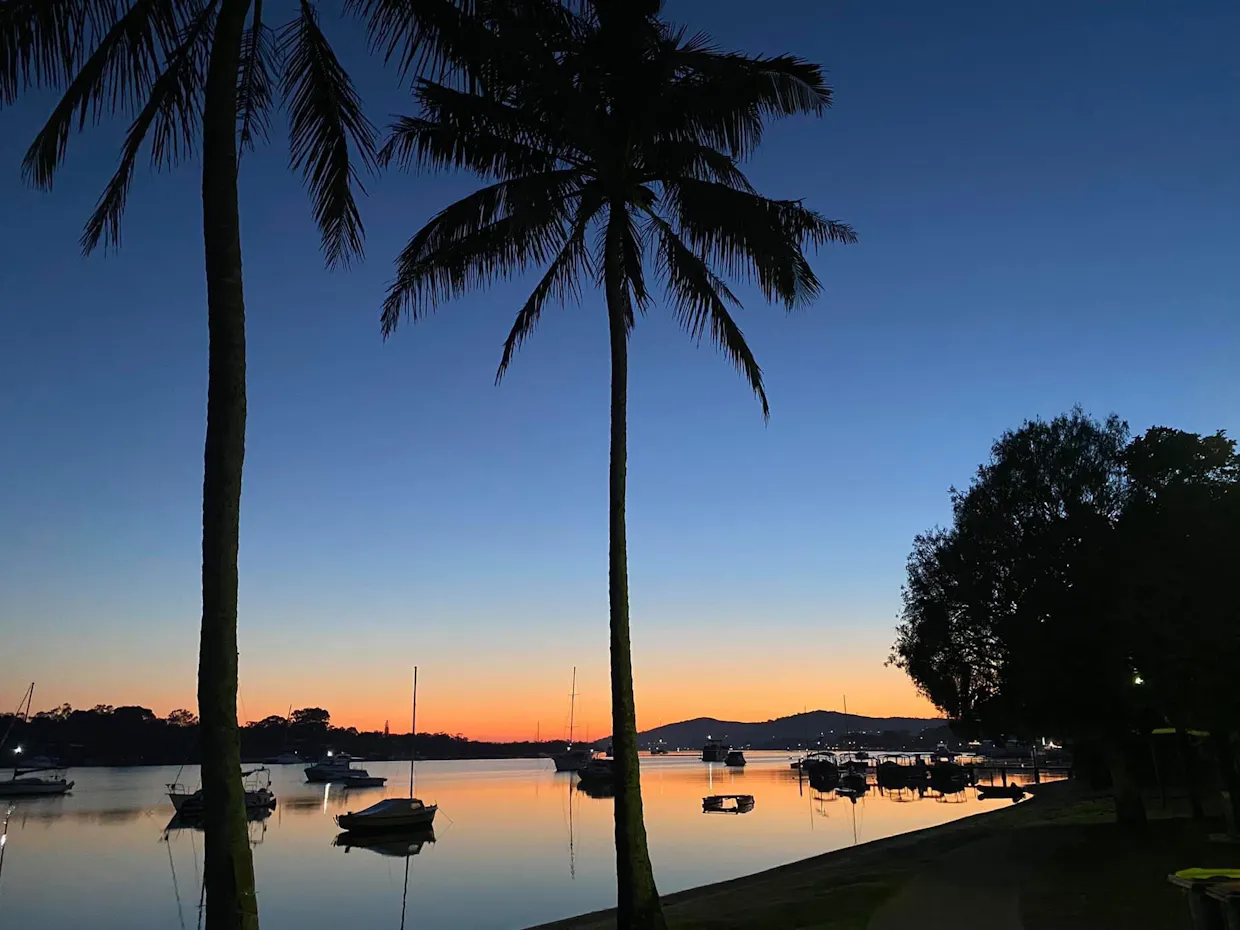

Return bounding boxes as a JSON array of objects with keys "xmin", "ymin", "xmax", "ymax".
[
  {"xmin": 414, "ymin": 79, "xmax": 575, "ymax": 168},
  {"xmin": 652, "ymin": 41, "xmax": 832, "ymax": 159},
  {"xmin": 640, "ymin": 140, "xmax": 753, "ymax": 192},
  {"xmin": 666, "ymin": 177, "xmax": 855, "ymax": 309},
  {"xmin": 0, "ymin": 0, "xmax": 121, "ymax": 104},
  {"xmin": 81, "ymin": 0, "xmax": 216, "ymax": 253},
  {"xmin": 495, "ymin": 188, "xmax": 602, "ymax": 382},
  {"xmin": 237, "ymin": 0, "xmax": 276, "ymax": 152},
  {"xmin": 21, "ymin": 0, "xmax": 187, "ymax": 189},
  {"xmin": 649, "ymin": 212, "xmax": 769, "ymax": 419},
  {"xmin": 381, "ymin": 170, "xmax": 586, "ymax": 335},
  {"xmin": 619, "ymin": 202, "xmax": 648, "ymax": 312},
  {"xmin": 346, "ymin": 0, "xmax": 580, "ymax": 89},
  {"xmin": 378, "ymin": 112, "xmax": 565, "ymax": 179},
  {"xmin": 281, "ymin": 0, "xmax": 377, "ymax": 267}
]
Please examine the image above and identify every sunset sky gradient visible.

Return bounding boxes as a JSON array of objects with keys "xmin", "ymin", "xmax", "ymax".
[{"xmin": 1, "ymin": 1, "xmax": 1237, "ymax": 740}]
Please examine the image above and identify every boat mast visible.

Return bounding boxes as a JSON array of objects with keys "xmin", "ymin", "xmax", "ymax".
[
  {"xmin": 568, "ymin": 667, "xmax": 577, "ymax": 748},
  {"xmin": 842, "ymin": 694, "xmax": 849, "ymax": 752},
  {"xmin": 0, "ymin": 683, "xmax": 34, "ymax": 758},
  {"xmin": 409, "ymin": 666, "xmax": 418, "ymax": 799}
]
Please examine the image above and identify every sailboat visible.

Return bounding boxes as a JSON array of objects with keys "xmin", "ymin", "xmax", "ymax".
[
  {"xmin": 0, "ymin": 683, "xmax": 74, "ymax": 798},
  {"xmin": 552, "ymin": 668, "xmax": 593, "ymax": 773},
  {"xmin": 336, "ymin": 667, "xmax": 437, "ymax": 834}
]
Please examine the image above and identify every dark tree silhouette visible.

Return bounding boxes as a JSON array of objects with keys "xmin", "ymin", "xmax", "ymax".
[
  {"xmin": 893, "ymin": 411, "xmax": 1240, "ymax": 828},
  {"xmin": 370, "ymin": 1, "xmax": 853, "ymax": 923},
  {"xmin": 1, "ymin": 2, "xmax": 372, "ymax": 926}
]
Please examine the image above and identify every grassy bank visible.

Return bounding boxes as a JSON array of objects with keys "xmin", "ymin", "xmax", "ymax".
[{"xmin": 529, "ymin": 781, "xmax": 1238, "ymax": 930}]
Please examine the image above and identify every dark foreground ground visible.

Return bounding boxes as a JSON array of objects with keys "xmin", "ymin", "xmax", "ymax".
[{"xmin": 530, "ymin": 781, "xmax": 1237, "ymax": 930}]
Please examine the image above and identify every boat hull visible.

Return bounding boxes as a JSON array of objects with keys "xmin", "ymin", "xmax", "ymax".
[
  {"xmin": 552, "ymin": 750, "xmax": 592, "ymax": 773},
  {"xmin": 336, "ymin": 805, "xmax": 437, "ymax": 833},
  {"xmin": 0, "ymin": 779, "xmax": 73, "ymax": 797}
]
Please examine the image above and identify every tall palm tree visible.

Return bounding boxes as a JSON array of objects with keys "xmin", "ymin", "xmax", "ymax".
[
  {"xmin": 1, "ymin": 1, "xmax": 373, "ymax": 926},
  {"xmin": 373, "ymin": 1, "xmax": 854, "ymax": 925}
]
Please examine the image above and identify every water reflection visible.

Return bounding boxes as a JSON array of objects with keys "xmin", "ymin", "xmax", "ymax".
[
  {"xmin": 334, "ymin": 826, "xmax": 435, "ymax": 858},
  {"xmin": 0, "ymin": 756, "xmax": 1058, "ymax": 930}
]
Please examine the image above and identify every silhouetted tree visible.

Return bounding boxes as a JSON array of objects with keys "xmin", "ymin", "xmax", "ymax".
[
  {"xmin": 2, "ymin": 2, "xmax": 372, "ymax": 925},
  {"xmin": 892, "ymin": 409, "xmax": 1149, "ymax": 824},
  {"xmin": 372, "ymin": 2, "xmax": 853, "ymax": 923},
  {"xmin": 169, "ymin": 709, "xmax": 200, "ymax": 727}
]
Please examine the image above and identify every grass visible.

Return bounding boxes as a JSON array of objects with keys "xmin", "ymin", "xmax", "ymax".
[
  {"xmin": 1019, "ymin": 815, "xmax": 1240, "ymax": 930},
  {"xmin": 528, "ymin": 782, "xmax": 1235, "ymax": 930}
]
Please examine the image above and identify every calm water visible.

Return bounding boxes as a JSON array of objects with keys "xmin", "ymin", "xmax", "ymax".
[{"xmin": 0, "ymin": 754, "xmax": 1042, "ymax": 929}]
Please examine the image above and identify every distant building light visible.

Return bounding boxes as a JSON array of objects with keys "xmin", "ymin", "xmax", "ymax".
[{"xmin": 13, "ymin": 746, "xmax": 21, "ymax": 754}]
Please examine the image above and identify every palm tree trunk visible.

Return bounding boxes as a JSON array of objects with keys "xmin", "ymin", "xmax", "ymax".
[
  {"xmin": 199, "ymin": 1, "xmax": 258, "ymax": 928},
  {"xmin": 604, "ymin": 205, "xmax": 666, "ymax": 930}
]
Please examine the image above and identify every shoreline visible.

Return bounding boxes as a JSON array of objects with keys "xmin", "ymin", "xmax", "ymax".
[{"xmin": 526, "ymin": 779, "xmax": 1089, "ymax": 930}]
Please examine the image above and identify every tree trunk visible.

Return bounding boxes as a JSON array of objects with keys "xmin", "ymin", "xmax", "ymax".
[
  {"xmin": 1104, "ymin": 739, "xmax": 1146, "ymax": 828},
  {"xmin": 199, "ymin": 1, "xmax": 258, "ymax": 928},
  {"xmin": 604, "ymin": 205, "xmax": 666, "ymax": 930}
]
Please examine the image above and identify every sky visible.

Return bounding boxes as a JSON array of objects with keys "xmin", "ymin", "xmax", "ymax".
[{"xmin": 1, "ymin": 0, "xmax": 1237, "ymax": 741}]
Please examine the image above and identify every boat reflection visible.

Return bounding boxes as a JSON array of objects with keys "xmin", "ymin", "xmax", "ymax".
[
  {"xmin": 334, "ymin": 825, "xmax": 436, "ymax": 858},
  {"xmin": 575, "ymin": 779, "xmax": 615, "ymax": 799}
]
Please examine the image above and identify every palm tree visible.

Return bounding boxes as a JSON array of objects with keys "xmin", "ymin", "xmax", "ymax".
[
  {"xmin": 1, "ymin": 1, "xmax": 373, "ymax": 926},
  {"xmin": 373, "ymin": 2, "xmax": 855, "ymax": 925}
]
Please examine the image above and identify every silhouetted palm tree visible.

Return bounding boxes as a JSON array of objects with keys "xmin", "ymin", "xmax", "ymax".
[
  {"xmin": 373, "ymin": 2, "xmax": 854, "ymax": 925},
  {"xmin": 1, "ymin": 2, "xmax": 373, "ymax": 926}
]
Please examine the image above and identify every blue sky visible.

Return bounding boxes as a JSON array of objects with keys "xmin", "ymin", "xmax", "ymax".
[{"xmin": 1, "ymin": 0, "xmax": 1237, "ymax": 737}]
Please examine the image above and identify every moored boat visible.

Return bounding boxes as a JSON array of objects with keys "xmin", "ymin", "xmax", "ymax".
[
  {"xmin": 0, "ymin": 768, "xmax": 74, "ymax": 797},
  {"xmin": 339, "ymin": 773, "xmax": 387, "ymax": 789},
  {"xmin": 552, "ymin": 667, "xmax": 593, "ymax": 773},
  {"xmin": 724, "ymin": 750, "xmax": 746, "ymax": 767},
  {"xmin": 701, "ymin": 741, "xmax": 730, "ymax": 763},
  {"xmin": 336, "ymin": 797, "xmax": 437, "ymax": 833},
  {"xmin": 168, "ymin": 767, "xmax": 276, "ymax": 815},
  {"xmin": 702, "ymin": 794, "xmax": 754, "ymax": 814},
  {"xmin": 305, "ymin": 753, "xmax": 384, "ymax": 785}
]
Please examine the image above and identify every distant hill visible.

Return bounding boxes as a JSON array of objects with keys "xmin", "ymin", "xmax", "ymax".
[{"xmin": 619, "ymin": 710, "xmax": 946, "ymax": 751}]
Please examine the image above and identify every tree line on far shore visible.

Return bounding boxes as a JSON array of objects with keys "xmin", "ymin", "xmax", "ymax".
[
  {"xmin": 0, "ymin": 704, "xmax": 558, "ymax": 766},
  {"xmin": 891, "ymin": 408, "xmax": 1240, "ymax": 827}
]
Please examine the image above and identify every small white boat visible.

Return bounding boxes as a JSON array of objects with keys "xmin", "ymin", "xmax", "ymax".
[
  {"xmin": 168, "ymin": 768, "xmax": 276, "ymax": 815},
  {"xmin": 336, "ymin": 797, "xmax": 437, "ymax": 833},
  {"xmin": 0, "ymin": 768, "xmax": 74, "ymax": 797}
]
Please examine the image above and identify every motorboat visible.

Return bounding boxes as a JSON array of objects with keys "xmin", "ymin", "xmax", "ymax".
[
  {"xmin": 801, "ymin": 751, "xmax": 840, "ymax": 790},
  {"xmin": 304, "ymin": 753, "xmax": 383, "ymax": 784},
  {"xmin": 724, "ymin": 750, "xmax": 746, "ymax": 767},
  {"xmin": 168, "ymin": 767, "xmax": 276, "ymax": 815},
  {"xmin": 701, "ymin": 741, "xmax": 730, "ymax": 763},
  {"xmin": 702, "ymin": 794, "xmax": 754, "ymax": 814},
  {"xmin": 839, "ymin": 753, "xmax": 869, "ymax": 776},
  {"xmin": 0, "ymin": 766, "xmax": 74, "ymax": 797},
  {"xmin": 272, "ymin": 751, "xmax": 302, "ymax": 765},
  {"xmin": 336, "ymin": 797, "xmax": 437, "ymax": 834},
  {"xmin": 650, "ymin": 746, "xmax": 669, "ymax": 755},
  {"xmin": 339, "ymin": 773, "xmax": 387, "ymax": 789},
  {"xmin": 334, "ymin": 825, "xmax": 436, "ymax": 857},
  {"xmin": 877, "ymin": 754, "xmax": 925, "ymax": 789}
]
